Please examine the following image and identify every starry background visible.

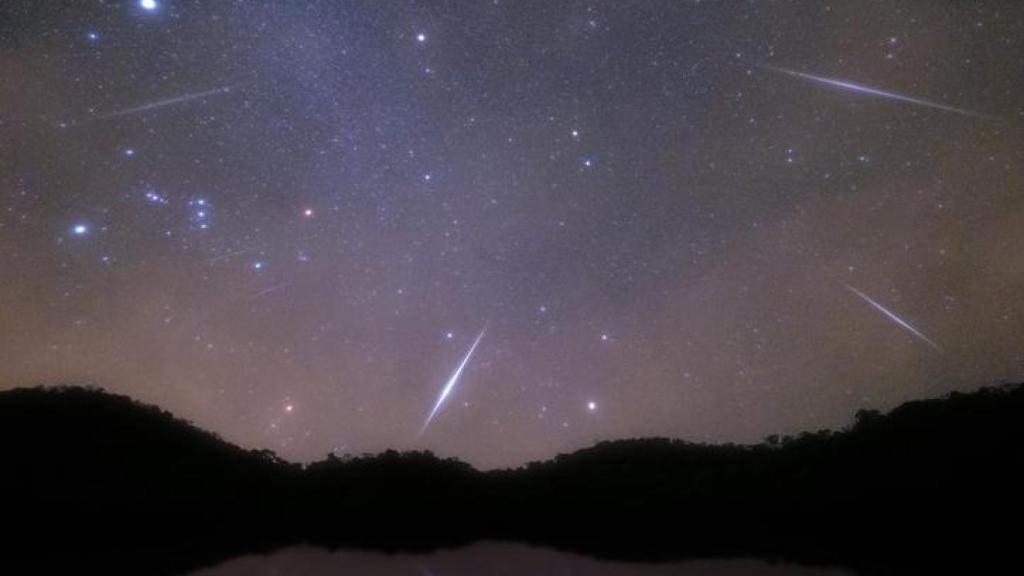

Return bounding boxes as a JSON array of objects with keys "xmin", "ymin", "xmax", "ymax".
[{"xmin": 1, "ymin": 0, "xmax": 1022, "ymax": 469}]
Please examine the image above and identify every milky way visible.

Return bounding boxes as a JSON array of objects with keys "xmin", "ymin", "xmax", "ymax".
[{"xmin": 1, "ymin": 1, "xmax": 1023, "ymax": 468}]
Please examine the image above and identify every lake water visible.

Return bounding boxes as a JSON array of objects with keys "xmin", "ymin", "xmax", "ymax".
[{"xmin": 188, "ymin": 541, "xmax": 856, "ymax": 575}]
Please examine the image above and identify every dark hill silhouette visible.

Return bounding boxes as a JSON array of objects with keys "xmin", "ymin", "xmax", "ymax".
[{"xmin": 2, "ymin": 384, "xmax": 1022, "ymax": 574}]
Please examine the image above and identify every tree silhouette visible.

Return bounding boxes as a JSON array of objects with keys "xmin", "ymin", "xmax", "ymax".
[{"xmin": 1, "ymin": 382, "xmax": 1022, "ymax": 574}]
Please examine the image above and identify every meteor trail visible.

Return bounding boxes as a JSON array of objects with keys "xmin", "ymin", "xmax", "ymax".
[
  {"xmin": 99, "ymin": 85, "xmax": 240, "ymax": 119},
  {"xmin": 846, "ymin": 285, "xmax": 941, "ymax": 351},
  {"xmin": 252, "ymin": 283, "xmax": 290, "ymax": 299},
  {"xmin": 203, "ymin": 246, "xmax": 261, "ymax": 264},
  {"xmin": 762, "ymin": 65, "xmax": 985, "ymax": 118},
  {"xmin": 420, "ymin": 326, "xmax": 487, "ymax": 435}
]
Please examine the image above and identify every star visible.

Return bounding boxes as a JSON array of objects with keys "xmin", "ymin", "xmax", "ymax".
[
  {"xmin": 144, "ymin": 190, "xmax": 168, "ymax": 205},
  {"xmin": 5, "ymin": 0, "xmax": 1018, "ymax": 474}
]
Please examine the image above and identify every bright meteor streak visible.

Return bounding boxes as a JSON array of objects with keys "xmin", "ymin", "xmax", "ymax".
[
  {"xmin": 763, "ymin": 65, "xmax": 985, "ymax": 118},
  {"xmin": 420, "ymin": 327, "xmax": 487, "ymax": 435},
  {"xmin": 100, "ymin": 85, "xmax": 240, "ymax": 119},
  {"xmin": 846, "ymin": 285, "xmax": 941, "ymax": 351}
]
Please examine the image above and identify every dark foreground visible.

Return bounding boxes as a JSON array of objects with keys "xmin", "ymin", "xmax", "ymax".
[{"xmin": 1, "ymin": 384, "xmax": 1022, "ymax": 575}]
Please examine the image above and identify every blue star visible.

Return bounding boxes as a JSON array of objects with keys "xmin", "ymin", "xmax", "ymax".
[
  {"xmin": 144, "ymin": 190, "xmax": 168, "ymax": 205},
  {"xmin": 140, "ymin": 0, "xmax": 158, "ymax": 11}
]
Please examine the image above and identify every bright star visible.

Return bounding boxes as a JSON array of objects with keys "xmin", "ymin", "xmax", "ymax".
[
  {"xmin": 72, "ymin": 224, "xmax": 89, "ymax": 236},
  {"xmin": 144, "ymin": 190, "xmax": 168, "ymax": 205},
  {"xmin": 587, "ymin": 401, "xmax": 598, "ymax": 412},
  {"xmin": 303, "ymin": 208, "xmax": 314, "ymax": 217},
  {"xmin": 140, "ymin": 0, "xmax": 158, "ymax": 11},
  {"xmin": 416, "ymin": 33, "xmax": 427, "ymax": 43}
]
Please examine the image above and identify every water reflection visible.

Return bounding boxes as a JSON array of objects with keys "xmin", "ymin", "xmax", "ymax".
[{"xmin": 190, "ymin": 542, "xmax": 856, "ymax": 575}]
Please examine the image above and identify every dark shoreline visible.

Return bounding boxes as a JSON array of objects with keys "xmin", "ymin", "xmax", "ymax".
[{"xmin": 3, "ymin": 384, "xmax": 1022, "ymax": 574}]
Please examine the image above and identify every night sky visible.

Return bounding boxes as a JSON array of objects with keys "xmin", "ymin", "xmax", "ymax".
[{"xmin": 2, "ymin": 0, "xmax": 1022, "ymax": 469}]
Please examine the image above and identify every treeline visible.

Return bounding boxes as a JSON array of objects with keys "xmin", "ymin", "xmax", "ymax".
[{"xmin": 1, "ymin": 383, "xmax": 1022, "ymax": 574}]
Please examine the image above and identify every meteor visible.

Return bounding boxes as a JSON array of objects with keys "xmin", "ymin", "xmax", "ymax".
[
  {"xmin": 99, "ymin": 84, "xmax": 240, "ymax": 119},
  {"xmin": 846, "ymin": 285, "xmax": 941, "ymax": 351},
  {"xmin": 252, "ymin": 283, "xmax": 290, "ymax": 299},
  {"xmin": 203, "ymin": 246, "xmax": 261, "ymax": 264},
  {"xmin": 419, "ymin": 326, "xmax": 487, "ymax": 435},
  {"xmin": 762, "ymin": 65, "xmax": 985, "ymax": 118}
]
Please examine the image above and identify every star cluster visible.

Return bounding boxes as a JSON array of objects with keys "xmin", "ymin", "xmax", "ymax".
[{"xmin": 1, "ymin": 1, "xmax": 1022, "ymax": 468}]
